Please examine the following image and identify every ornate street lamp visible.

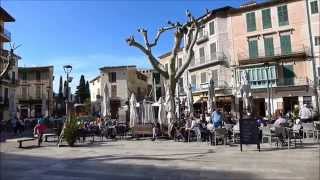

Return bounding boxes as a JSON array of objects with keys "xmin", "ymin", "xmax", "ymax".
[{"xmin": 63, "ymin": 65, "xmax": 72, "ymax": 119}]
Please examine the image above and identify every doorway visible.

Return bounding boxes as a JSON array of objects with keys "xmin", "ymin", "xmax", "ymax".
[{"xmin": 283, "ymin": 96, "xmax": 299, "ymax": 114}]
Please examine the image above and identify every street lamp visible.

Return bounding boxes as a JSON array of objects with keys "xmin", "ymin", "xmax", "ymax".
[{"xmin": 63, "ymin": 65, "xmax": 72, "ymax": 120}]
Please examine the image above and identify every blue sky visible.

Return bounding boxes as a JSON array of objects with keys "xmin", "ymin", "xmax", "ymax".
[{"xmin": 1, "ymin": 0, "xmax": 262, "ymax": 92}]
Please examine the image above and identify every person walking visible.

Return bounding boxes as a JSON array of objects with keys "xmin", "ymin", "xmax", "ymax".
[{"xmin": 299, "ymin": 104, "xmax": 312, "ymax": 123}]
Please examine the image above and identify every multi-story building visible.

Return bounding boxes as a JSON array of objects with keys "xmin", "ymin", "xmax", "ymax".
[
  {"xmin": 90, "ymin": 65, "xmax": 149, "ymax": 118},
  {"xmin": 138, "ymin": 68, "xmax": 164, "ymax": 101},
  {"xmin": 16, "ymin": 66, "xmax": 54, "ymax": 118},
  {"xmin": 0, "ymin": 7, "xmax": 20, "ymax": 122},
  {"xmin": 229, "ymin": 0, "xmax": 317, "ymax": 117},
  {"xmin": 159, "ymin": 7, "xmax": 234, "ymax": 115},
  {"xmin": 307, "ymin": 0, "xmax": 320, "ymax": 105}
]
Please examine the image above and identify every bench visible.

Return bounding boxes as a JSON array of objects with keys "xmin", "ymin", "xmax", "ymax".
[
  {"xmin": 8, "ymin": 137, "xmax": 36, "ymax": 148},
  {"xmin": 132, "ymin": 124, "xmax": 153, "ymax": 137},
  {"xmin": 43, "ymin": 133, "xmax": 57, "ymax": 142}
]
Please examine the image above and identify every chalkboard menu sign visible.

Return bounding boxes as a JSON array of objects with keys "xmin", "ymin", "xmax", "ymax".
[{"xmin": 239, "ymin": 117, "xmax": 260, "ymax": 152}]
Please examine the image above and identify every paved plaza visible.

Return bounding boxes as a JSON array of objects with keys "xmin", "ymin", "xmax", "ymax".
[{"xmin": 0, "ymin": 138, "xmax": 319, "ymax": 180}]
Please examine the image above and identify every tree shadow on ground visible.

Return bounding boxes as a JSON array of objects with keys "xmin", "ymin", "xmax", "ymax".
[{"xmin": 0, "ymin": 152, "xmax": 262, "ymax": 180}]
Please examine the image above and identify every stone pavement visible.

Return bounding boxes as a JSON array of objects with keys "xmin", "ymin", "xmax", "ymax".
[{"xmin": 0, "ymin": 138, "xmax": 319, "ymax": 180}]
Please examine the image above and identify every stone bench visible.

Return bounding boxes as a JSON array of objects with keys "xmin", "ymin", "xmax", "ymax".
[
  {"xmin": 43, "ymin": 133, "xmax": 57, "ymax": 142},
  {"xmin": 8, "ymin": 137, "xmax": 36, "ymax": 148}
]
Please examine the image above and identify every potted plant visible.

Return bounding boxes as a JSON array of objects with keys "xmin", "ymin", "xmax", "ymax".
[{"xmin": 63, "ymin": 116, "xmax": 79, "ymax": 147}]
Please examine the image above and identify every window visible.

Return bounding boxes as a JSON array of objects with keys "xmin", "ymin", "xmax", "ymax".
[
  {"xmin": 190, "ymin": 57, "xmax": 195, "ymax": 67},
  {"xmin": 278, "ymin": 5, "xmax": 289, "ymax": 26},
  {"xmin": 164, "ymin": 64, "xmax": 168, "ymax": 71},
  {"xmin": 0, "ymin": 86, "xmax": 2, "ymax": 100},
  {"xmin": 201, "ymin": 72, "xmax": 207, "ymax": 83},
  {"xmin": 246, "ymin": 12, "xmax": 256, "ymax": 32},
  {"xmin": 199, "ymin": 47, "xmax": 205, "ymax": 64},
  {"xmin": 153, "ymin": 73, "xmax": 160, "ymax": 84},
  {"xmin": 283, "ymin": 65, "xmax": 295, "ymax": 85},
  {"xmin": 311, "ymin": 0, "xmax": 319, "ymax": 14},
  {"xmin": 211, "ymin": 70, "xmax": 218, "ymax": 83},
  {"xmin": 111, "ymin": 85, "xmax": 117, "ymax": 97},
  {"xmin": 315, "ymin": 36, "xmax": 320, "ymax": 46},
  {"xmin": 178, "ymin": 78, "xmax": 184, "ymax": 92},
  {"xmin": 22, "ymin": 72, "xmax": 27, "ymax": 81},
  {"xmin": 36, "ymin": 86, "xmax": 41, "ymax": 99},
  {"xmin": 36, "ymin": 71, "xmax": 41, "ymax": 81},
  {"xmin": 178, "ymin": 58, "xmax": 182, "ymax": 68},
  {"xmin": 303, "ymin": 96, "xmax": 312, "ymax": 106},
  {"xmin": 262, "ymin": 9, "xmax": 272, "ymax": 29},
  {"xmin": 248, "ymin": 39, "xmax": 258, "ymax": 59},
  {"xmin": 12, "ymin": 71, "xmax": 16, "ymax": 82},
  {"xmin": 199, "ymin": 28, "xmax": 204, "ymax": 38},
  {"xmin": 210, "ymin": 43, "xmax": 217, "ymax": 60},
  {"xmin": 280, "ymin": 34, "xmax": 292, "ymax": 55},
  {"xmin": 191, "ymin": 75, "xmax": 197, "ymax": 89},
  {"xmin": 108, "ymin": 72, "xmax": 116, "ymax": 83},
  {"xmin": 264, "ymin": 37, "xmax": 274, "ymax": 56},
  {"xmin": 22, "ymin": 87, "xmax": 27, "ymax": 99},
  {"xmin": 4, "ymin": 88, "xmax": 8, "ymax": 99},
  {"xmin": 209, "ymin": 21, "xmax": 215, "ymax": 35}
]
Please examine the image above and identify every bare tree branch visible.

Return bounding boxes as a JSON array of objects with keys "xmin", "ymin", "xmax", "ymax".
[
  {"xmin": 149, "ymin": 26, "xmax": 175, "ymax": 48},
  {"xmin": 0, "ymin": 50, "xmax": 13, "ymax": 79},
  {"xmin": 126, "ymin": 36, "xmax": 169, "ymax": 79},
  {"xmin": 175, "ymin": 14, "xmax": 199, "ymax": 79}
]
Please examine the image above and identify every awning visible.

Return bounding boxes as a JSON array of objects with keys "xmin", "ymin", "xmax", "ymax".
[{"xmin": 193, "ymin": 96, "xmax": 201, "ymax": 104}]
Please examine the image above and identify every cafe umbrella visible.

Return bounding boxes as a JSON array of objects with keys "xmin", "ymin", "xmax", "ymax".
[
  {"xmin": 129, "ymin": 93, "xmax": 138, "ymax": 128},
  {"xmin": 207, "ymin": 78, "xmax": 215, "ymax": 114},
  {"xmin": 102, "ymin": 83, "xmax": 110, "ymax": 118},
  {"xmin": 158, "ymin": 97, "xmax": 166, "ymax": 127}
]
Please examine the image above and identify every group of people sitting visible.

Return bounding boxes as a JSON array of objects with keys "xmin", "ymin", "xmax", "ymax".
[{"xmin": 152, "ymin": 108, "xmax": 232, "ymax": 142}]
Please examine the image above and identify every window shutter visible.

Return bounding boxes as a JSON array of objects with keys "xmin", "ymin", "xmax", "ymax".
[
  {"xmin": 201, "ymin": 72, "xmax": 207, "ymax": 83},
  {"xmin": 264, "ymin": 37, "xmax": 274, "ymax": 56},
  {"xmin": 246, "ymin": 12, "xmax": 256, "ymax": 32},
  {"xmin": 311, "ymin": 1, "xmax": 319, "ymax": 14},
  {"xmin": 209, "ymin": 21, "xmax": 215, "ymax": 35},
  {"xmin": 280, "ymin": 35, "xmax": 292, "ymax": 55},
  {"xmin": 199, "ymin": 47, "xmax": 205, "ymax": 64},
  {"xmin": 278, "ymin": 5, "xmax": 289, "ymax": 26},
  {"xmin": 262, "ymin": 9, "xmax": 272, "ymax": 29},
  {"xmin": 248, "ymin": 40, "xmax": 258, "ymax": 58},
  {"xmin": 210, "ymin": 43, "xmax": 217, "ymax": 60}
]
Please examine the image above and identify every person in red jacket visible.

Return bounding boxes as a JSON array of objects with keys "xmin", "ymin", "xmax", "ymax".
[{"xmin": 33, "ymin": 117, "xmax": 47, "ymax": 146}]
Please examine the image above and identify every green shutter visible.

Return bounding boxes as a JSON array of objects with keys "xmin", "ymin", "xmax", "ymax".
[
  {"xmin": 264, "ymin": 37, "xmax": 274, "ymax": 57},
  {"xmin": 278, "ymin": 5, "xmax": 289, "ymax": 26},
  {"xmin": 246, "ymin": 12, "xmax": 256, "ymax": 32},
  {"xmin": 262, "ymin": 9, "xmax": 272, "ymax": 29},
  {"xmin": 249, "ymin": 40, "xmax": 258, "ymax": 59},
  {"xmin": 283, "ymin": 65, "xmax": 295, "ymax": 85},
  {"xmin": 311, "ymin": 1, "xmax": 319, "ymax": 14},
  {"xmin": 280, "ymin": 35, "xmax": 292, "ymax": 55},
  {"xmin": 209, "ymin": 21, "xmax": 215, "ymax": 35}
]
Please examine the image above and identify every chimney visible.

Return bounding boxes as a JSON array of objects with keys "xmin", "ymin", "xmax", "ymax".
[{"xmin": 240, "ymin": 0, "xmax": 257, "ymax": 8}]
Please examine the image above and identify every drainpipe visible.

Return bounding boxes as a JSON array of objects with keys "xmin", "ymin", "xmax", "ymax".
[{"xmin": 305, "ymin": 0, "xmax": 320, "ymax": 113}]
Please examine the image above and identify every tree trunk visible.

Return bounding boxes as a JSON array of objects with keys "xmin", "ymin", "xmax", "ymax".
[{"xmin": 165, "ymin": 76, "xmax": 177, "ymax": 137}]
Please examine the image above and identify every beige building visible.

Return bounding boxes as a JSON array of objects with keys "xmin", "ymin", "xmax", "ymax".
[
  {"xmin": 159, "ymin": 7, "xmax": 234, "ymax": 115},
  {"xmin": 90, "ymin": 65, "xmax": 149, "ymax": 118},
  {"xmin": 0, "ymin": 7, "xmax": 20, "ymax": 122},
  {"xmin": 229, "ymin": 0, "xmax": 317, "ymax": 116},
  {"xmin": 16, "ymin": 66, "xmax": 54, "ymax": 118}
]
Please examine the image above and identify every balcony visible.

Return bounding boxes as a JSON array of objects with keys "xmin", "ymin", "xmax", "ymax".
[
  {"xmin": 0, "ymin": 27, "xmax": 11, "ymax": 42},
  {"xmin": 188, "ymin": 52, "xmax": 228, "ymax": 71},
  {"xmin": 237, "ymin": 45, "xmax": 310, "ymax": 66},
  {"xmin": 246, "ymin": 77, "xmax": 311, "ymax": 89},
  {"xmin": 192, "ymin": 80, "xmax": 232, "ymax": 93},
  {"xmin": 196, "ymin": 31, "xmax": 209, "ymax": 44}
]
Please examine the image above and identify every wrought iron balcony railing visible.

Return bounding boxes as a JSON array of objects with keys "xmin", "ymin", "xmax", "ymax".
[
  {"xmin": 189, "ymin": 52, "xmax": 228, "ymax": 69},
  {"xmin": 237, "ymin": 45, "xmax": 310, "ymax": 63}
]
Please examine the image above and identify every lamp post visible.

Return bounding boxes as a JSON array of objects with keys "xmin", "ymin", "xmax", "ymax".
[
  {"xmin": 63, "ymin": 65, "xmax": 72, "ymax": 121},
  {"xmin": 264, "ymin": 63, "xmax": 271, "ymax": 120}
]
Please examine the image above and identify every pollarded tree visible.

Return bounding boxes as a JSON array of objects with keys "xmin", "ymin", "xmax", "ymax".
[
  {"xmin": 0, "ymin": 49, "xmax": 14, "ymax": 79},
  {"xmin": 126, "ymin": 10, "xmax": 211, "ymax": 134}
]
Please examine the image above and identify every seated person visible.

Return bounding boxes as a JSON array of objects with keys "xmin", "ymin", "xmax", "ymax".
[
  {"xmin": 211, "ymin": 109, "xmax": 223, "ymax": 128},
  {"xmin": 152, "ymin": 122, "xmax": 161, "ymax": 141},
  {"xmin": 273, "ymin": 112, "xmax": 287, "ymax": 128}
]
